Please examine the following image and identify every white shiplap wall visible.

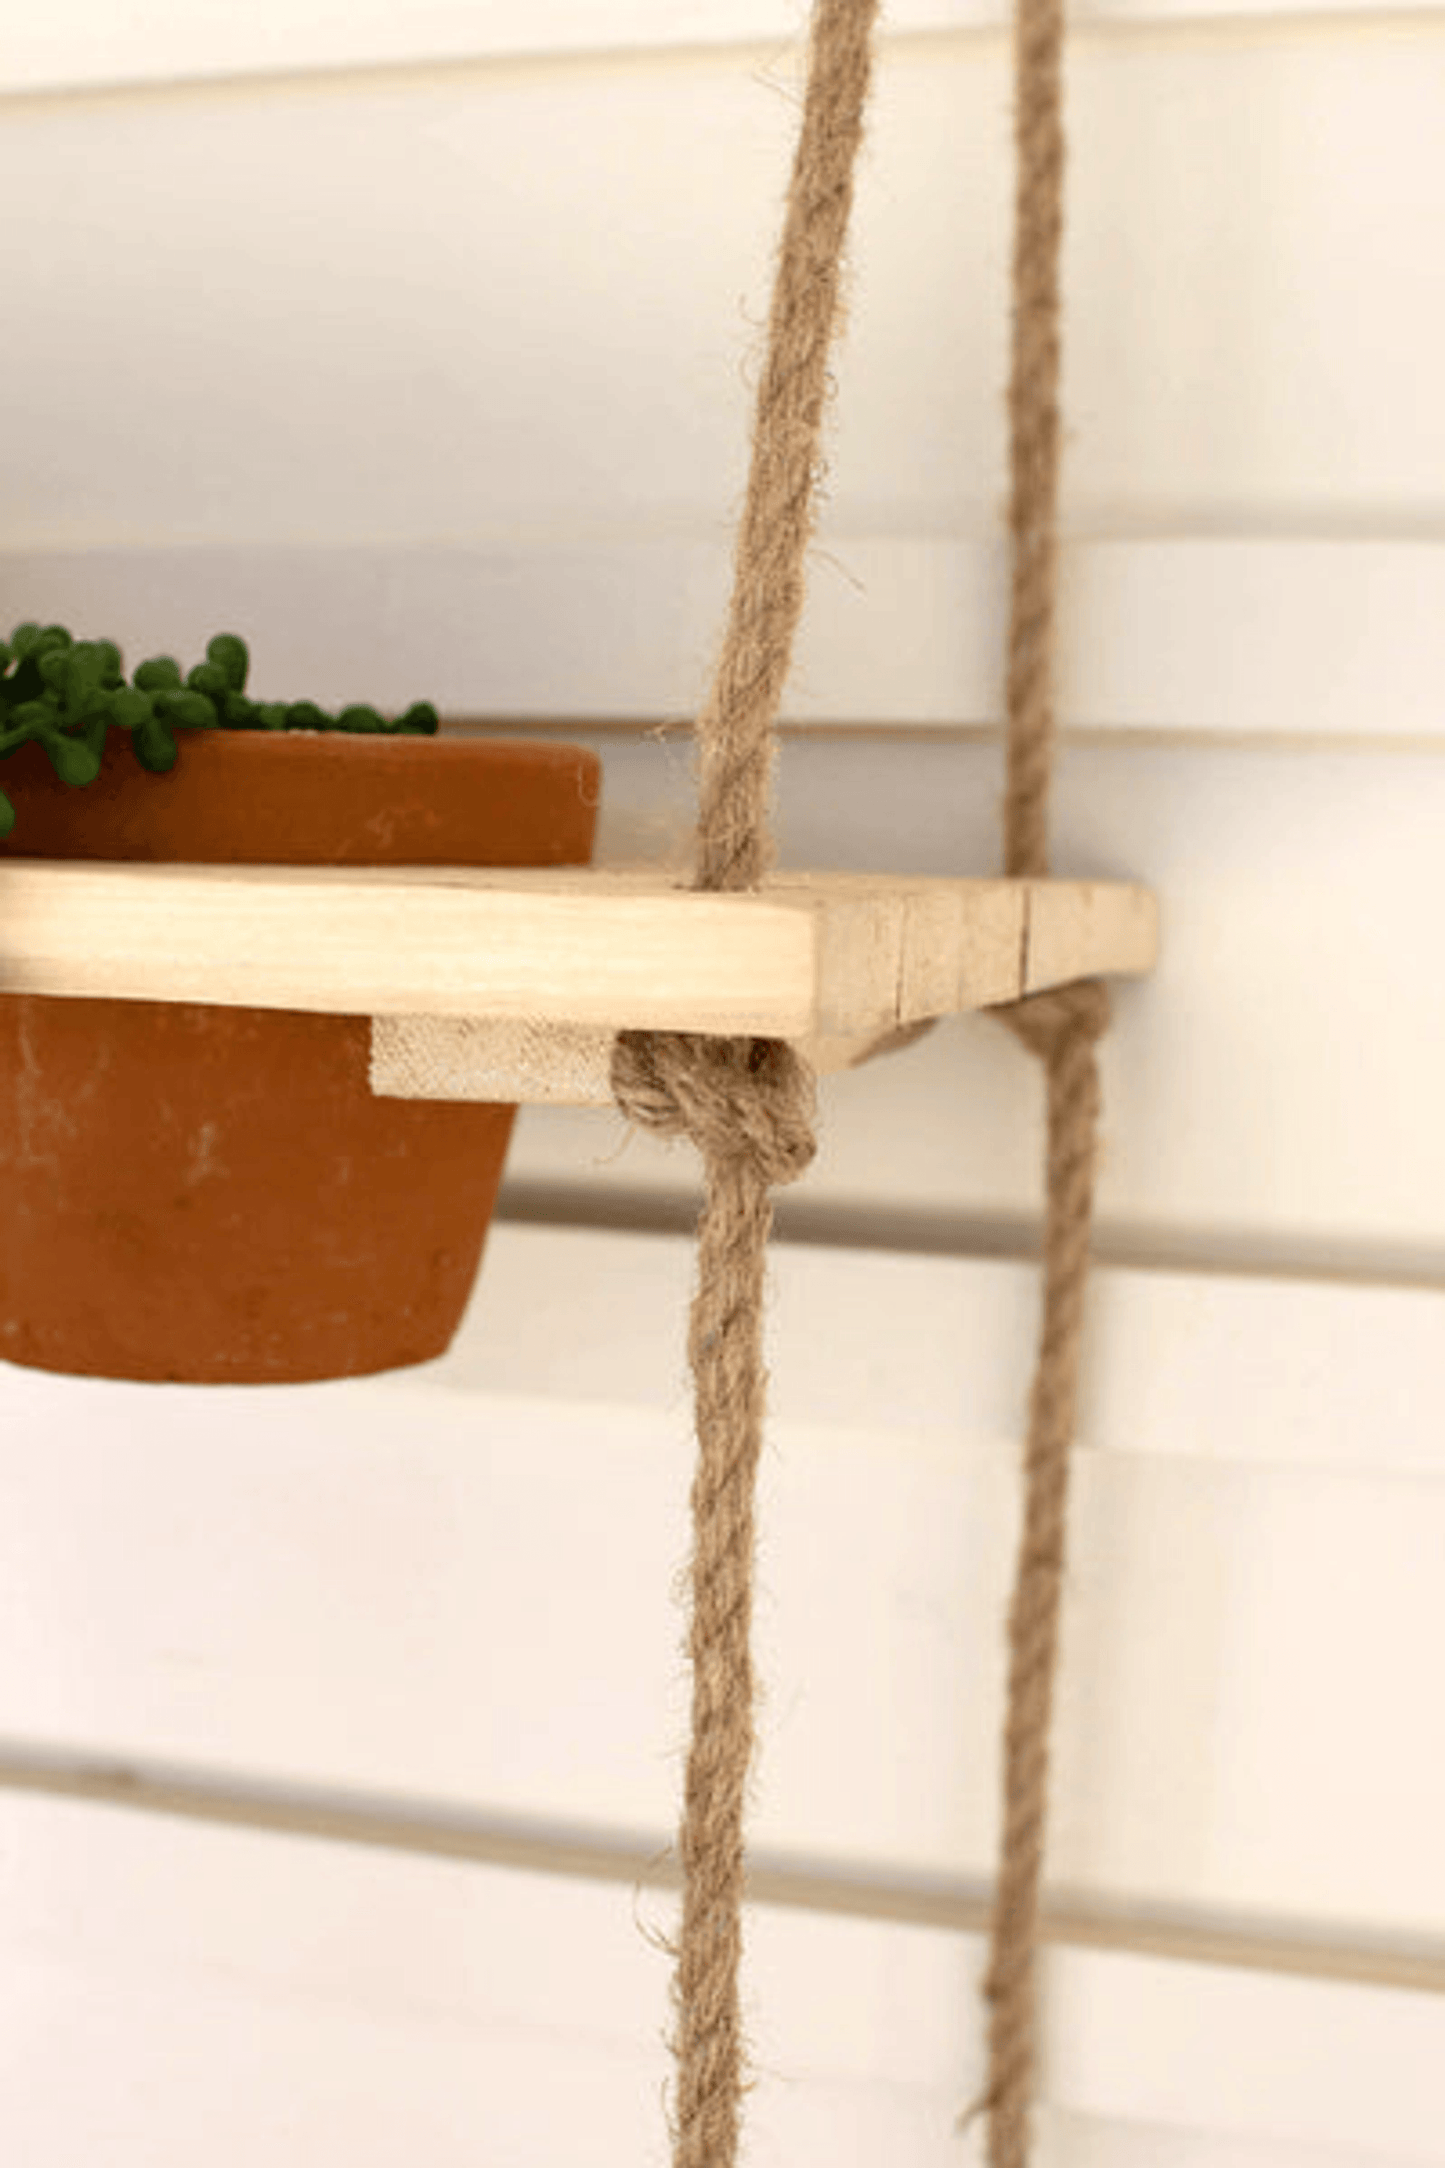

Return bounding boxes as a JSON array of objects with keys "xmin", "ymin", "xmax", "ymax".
[{"xmin": 2, "ymin": 5, "xmax": 1443, "ymax": 2163}]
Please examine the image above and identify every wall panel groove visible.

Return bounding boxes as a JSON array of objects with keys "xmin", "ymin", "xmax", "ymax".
[{"xmin": 0, "ymin": 11, "xmax": 1438, "ymax": 2154}]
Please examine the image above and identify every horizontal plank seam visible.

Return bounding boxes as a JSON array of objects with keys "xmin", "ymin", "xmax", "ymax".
[
  {"xmin": 6, "ymin": 9, "xmax": 1441, "ymax": 110},
  {"xmin": 458, "ymin": 719, "xmax": 1445, "ymax": 752},
  {"xmin": 494, "ymin": 1186, "xmax": 1445, "ymax": 1297},
  {"xmin": 0, "ymin": 1750, "xmax": 1441, "ymax": 1999}
]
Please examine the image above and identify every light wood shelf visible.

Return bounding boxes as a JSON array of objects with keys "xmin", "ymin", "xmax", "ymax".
[{"xmin": 0, "ymin": 861, "xmax": 1156, "ymax": 1104}]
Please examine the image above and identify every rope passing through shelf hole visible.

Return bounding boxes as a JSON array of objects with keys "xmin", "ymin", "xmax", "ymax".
[
  {"xmin": 974, "ymin": 0, "xmax": 1112, "ymax": 2150},
  {"xmin": 610, "ymin": 4, "xmax": 879, "ymax": 2164},
  {"xmin": 610, "ymin": 0, "xmax": 1108, "ymax": 2160}
]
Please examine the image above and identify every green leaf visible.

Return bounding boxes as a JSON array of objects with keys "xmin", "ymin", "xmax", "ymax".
[
  {"xmin": 56, "ymin": 641, "xmax": 109, "ymax": 715},
  {"xmin": 187, "ymin": 662, "xmax": 229, "ymax": 699},
  {"xmin": 8, "ymin": 700, "xmax": 54, "ymax": 738},
  {"xmin": 398, "ymin": 701, "xmax": 439, "ymax": 736},
  {"xmin": 134, "ymin": 655, "xmax": 183, "ymax": 693},
  {"xmin": 109, "ymin": 687, "xmax": 154, "ymax": 733},
  {"xmin": 155, "ymin": 690, "xmax": 217, "ymax": 730},
  {"xmin": 0, "ymin": 789, "xmax": 15, "ymax": 840},
  {"xmin": 284, "ymin": 701, "xmax": 328, "ymax": 732},
  {"xmin": 132, "ymin": 713, "xmax": 177, "ymax": 773},
  {"xmin": 257, "ymin": 702, "xmax": 288, "ymax": 731},
  {"xmin": 338, "ymin": 704, "xmax": 385, "ymax": 734},
  {"xmin": 43, "ymin": 731, "xmax": 103, "ymax": 788},
  {"xmin": 206, "ymin": 634, "xmax": 248, "ymax": 693},
  {"xmin": 8, "ymin": 623, "xmax": 41, "ymax": 661}
]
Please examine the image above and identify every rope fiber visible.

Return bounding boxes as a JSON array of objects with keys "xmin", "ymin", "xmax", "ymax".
[
  {"xmin": 979, "ymin": 0, "xmax": 1111, "ymax": 2152},
  {"xmin": 611, "ymin": 4, "xmax": 880, "ymax": 2163},
  {"xmin": 978, "ymin": 982, "xmax": 1108, "ymax": 2168},
  {"xmin": 612, "ymin": 0, "xmax": 1108, "ymax": 2160}
]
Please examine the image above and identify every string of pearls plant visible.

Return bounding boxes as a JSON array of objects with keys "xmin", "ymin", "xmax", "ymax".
[{"xmin": 0, "ymin": 623, "xmax": 440, "ymax": 836}]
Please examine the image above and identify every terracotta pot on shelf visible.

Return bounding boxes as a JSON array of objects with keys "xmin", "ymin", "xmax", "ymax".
[{"xmin": 0, "ymin": 729, "xmax": 600, "ymax": 1384}]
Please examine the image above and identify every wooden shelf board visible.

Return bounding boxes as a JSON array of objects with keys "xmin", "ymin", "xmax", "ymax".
[{"xmin": 0, "ymin": 862, "xmax": 1155, "ymax": 1102}]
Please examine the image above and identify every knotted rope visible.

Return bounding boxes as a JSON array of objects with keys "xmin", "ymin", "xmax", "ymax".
[
  {"xmin": 976, "ymin": 0, "xmax": 1111, "ymax": 2152},
  {"xmin": 611, "ymin": 0, "xmax": 1103, "ymax": 2158},
  {"xmin": 610, "ymin": 4, "xmax": 880, "ymax": 2164}
]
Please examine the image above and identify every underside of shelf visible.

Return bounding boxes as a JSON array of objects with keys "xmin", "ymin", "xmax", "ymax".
[{"xmin": 0, "ymin": 862, "xmax": 1157, "ymax": 1103}]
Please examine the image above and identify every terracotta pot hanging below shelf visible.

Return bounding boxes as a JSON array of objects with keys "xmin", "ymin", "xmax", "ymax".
[{"xmin": 0, "ymin": 729, "xmax": 600, "ymax": 1384}]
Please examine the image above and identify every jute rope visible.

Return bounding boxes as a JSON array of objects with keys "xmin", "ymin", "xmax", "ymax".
[
  {"xmin": 974, "ymin": 985, "xmax": 1107, "ymax": 2168},
  {"xmin": 610, "ymin": 0, "xmax": 1103, "ymax": 2158},
  {"xmin": 1002, "ymin": 0, "xmax": 1068, "ymax": 890},
  {"xmin": 977, "ymin": 0, "xmax": 1111, "ymax": 2152},
  {"xmin": 610, "ymin": 5, "xmax": 880, "ymax": 2165},
  {"xmin": 690, "ymin": 0, "xmax": 879, "ymax": 896}
]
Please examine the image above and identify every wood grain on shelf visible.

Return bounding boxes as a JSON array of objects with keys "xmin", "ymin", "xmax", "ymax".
[{"xmin": 0, "ymin": 862, "xmax": 1154, "ymax": 1101}]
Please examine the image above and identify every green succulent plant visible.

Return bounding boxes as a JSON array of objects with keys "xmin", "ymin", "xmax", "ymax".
[{"xmin": 0, "ymin": 623, "xmax": 439, "ymax": 838}]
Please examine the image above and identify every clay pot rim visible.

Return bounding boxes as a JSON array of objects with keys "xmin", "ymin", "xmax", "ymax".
[
  {"xmin": 0, "ymin": 723, "xmax": 603, "ymax": 868},
  {"xmin": 89, "ymin": 728, "xmax": 595, "ymax": 763}
]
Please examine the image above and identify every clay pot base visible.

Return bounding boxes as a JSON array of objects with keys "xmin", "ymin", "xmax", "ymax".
[
  {"xmin": 0, "ymin": 731, "xmax": 599, "ymax": 1383},
  {"xmin": 0, "ymin": 996, "xmax": 515, "ymax": 1384}
]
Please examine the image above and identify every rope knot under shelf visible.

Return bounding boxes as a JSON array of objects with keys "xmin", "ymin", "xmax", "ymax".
[
  {"xmin": 603, "ymin": 0, "xmax": 1114, "ymax": 2152},
  {"xmin": 998, "ymin": 976, "xmax": 1111, "ymax": 1066},
  {"xmin": 612, "ymin": 1030, "xmax": 817, "ymax": 1188}
]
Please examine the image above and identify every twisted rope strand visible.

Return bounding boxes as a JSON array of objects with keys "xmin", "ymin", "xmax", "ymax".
[
  {"xmin": 695, "ymin": 0, "xmax": 879, "ymax": 893},
  {"xmin": 611, "ymin": 14, "xmax": 878, "ymax": 2161},
  {"xmin": 1003, "ymin": 0, "xmax": 1067, "ymax": 882},
  {"xmin": 981, "ymin": 983, "xmax": 1108, "ymax": 2168},
  {"xmin": 612, "ymin": 1, "xmax": 1105, "ymax": 2160},
  {"xmin": 612, "ymin": 1034, "xmax": 817, "ymax": 2168},
  {"xmin": 980, "ymin": 0, "xmax": 1113, "ymax": 2150},
  {"xmin": 670, "ymin": 1144, "xmax": 777, "ymax": 2168}
]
